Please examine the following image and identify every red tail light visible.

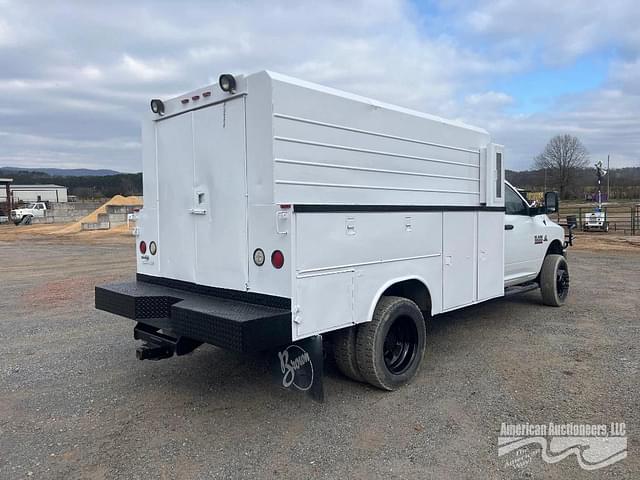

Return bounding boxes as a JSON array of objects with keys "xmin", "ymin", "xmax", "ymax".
[
  {"xmin": 139, "ymin": 241, "xmax": 147, "ymax": 254},
  {"xmin": 271, "ymin": 250, "xmax": 284, "ymax": 269}
]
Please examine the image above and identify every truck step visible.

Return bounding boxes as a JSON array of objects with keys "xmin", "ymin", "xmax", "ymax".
[{"xmin": 504, "ymin": 282, "xmax": 539, "ymax": 297}]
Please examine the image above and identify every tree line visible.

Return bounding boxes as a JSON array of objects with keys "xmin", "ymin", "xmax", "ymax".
[
  {"xmin": 507, "ymin": 134, "xmax": 639, "ymax": 200},
  {"xmin": 506, "ymin": 166, "xmax": 640, "ymax": 200},
  {"xmin": 0, "ymin": 169, "xmax": 142, "ymax": 199}
]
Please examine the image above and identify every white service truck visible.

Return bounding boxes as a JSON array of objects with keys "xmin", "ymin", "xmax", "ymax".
[
  {"xmin": 11, "ymin": 202, "xmax": 48, "ymax": 225},
  {"xmin": 96, "ymin": 71, "xmax": 571, "ymax": 396}
]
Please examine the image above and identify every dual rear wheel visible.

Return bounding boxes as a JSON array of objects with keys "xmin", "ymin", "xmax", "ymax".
[{"xmin": 333, "ymin": 296, "xmax": 426, "ymax": 391}]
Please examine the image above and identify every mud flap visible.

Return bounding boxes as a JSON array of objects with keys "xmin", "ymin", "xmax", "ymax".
[{"xmin": 270, "ymin": 335, "xmax": 324, "ymax": 402}]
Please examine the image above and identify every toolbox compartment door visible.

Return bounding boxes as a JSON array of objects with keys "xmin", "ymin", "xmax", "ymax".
[{"xmin": 294, "ymin": 270, "xmax": 354, "ymax": 339}]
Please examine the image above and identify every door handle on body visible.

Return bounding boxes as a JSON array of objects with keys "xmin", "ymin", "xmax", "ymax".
[
  {"xmin": 505, "ymin": 224, "xmax": 514, "ymax": 230},
  {"xmin": 276, "ymin": 211, "xmax": 289, "ymax": 234},
  {"xmin": 189, "ymin": 208, "xmax": 207, "ymax": 215}
]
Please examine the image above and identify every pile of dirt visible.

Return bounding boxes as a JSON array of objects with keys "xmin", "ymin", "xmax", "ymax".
[{"xmin": 51, "ymin": 195, "xmax": 143, "ymax": 235}]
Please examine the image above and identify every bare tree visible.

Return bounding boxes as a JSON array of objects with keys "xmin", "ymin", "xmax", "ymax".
[{"xmin": 534, "ymin": 134, "xmax": 590, "ymax": 198}]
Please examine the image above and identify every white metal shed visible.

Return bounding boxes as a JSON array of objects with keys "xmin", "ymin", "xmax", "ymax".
[{"xmin": 0, "ymin": 184, "xmax": 68, "ymax": 203}]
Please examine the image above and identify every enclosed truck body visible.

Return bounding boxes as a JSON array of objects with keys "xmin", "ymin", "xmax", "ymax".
[{"xmin": 96, "ymin": 71, "xmax": 569, "ymax": 393}]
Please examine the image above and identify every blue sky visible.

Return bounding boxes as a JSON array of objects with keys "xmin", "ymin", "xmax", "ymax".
[
  {"xmin": 494, "ymin": 56, "xmax": 608, "ymax": 114},
  {"xmin": 0, "ymin": 0, "xmax": 638, "ymax": 171}
]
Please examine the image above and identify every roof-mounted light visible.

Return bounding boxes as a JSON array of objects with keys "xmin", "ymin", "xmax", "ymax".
[
  {"xmin": 150, "ymin": 99, "xmax": 165, "ymax": 115},
  {"xmin": 219, "ymin": 74, "xmax": 236, "ymax": 93}
]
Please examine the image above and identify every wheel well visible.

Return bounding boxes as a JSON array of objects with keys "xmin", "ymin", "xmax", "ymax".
[
  {"xmin": 546, "ymin": 240, "xmax": 564, "ymax": 256},
  {"xmin": 381, "ymin": 279, "xmax": 431, "ymax": 315}
]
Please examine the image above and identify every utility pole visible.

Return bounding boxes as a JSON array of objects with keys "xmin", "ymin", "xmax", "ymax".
[{"xmin": 607, "ymin": 154, "xmax": 610, "ymax": 201}]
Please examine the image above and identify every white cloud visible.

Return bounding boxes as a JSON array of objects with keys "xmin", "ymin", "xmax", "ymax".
[
  {"xmin": 119, "ymin": 54, "xmax": 178, "ymax": 82},
  {"xmin": 0, "ymin": 0, "xmax": 637, "ymax": 171},
  {"xmin": 454, "ymin": 0, "xmax": 640, "ymax": 63},
  {"xmin": 465, "ymin": 91, "xmax": 514, "ymax": 108}
]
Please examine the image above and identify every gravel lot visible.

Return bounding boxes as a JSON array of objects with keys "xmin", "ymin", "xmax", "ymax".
[{"xmin": 1, "ymin": 232, "xmax": 638, "ymax": 479}]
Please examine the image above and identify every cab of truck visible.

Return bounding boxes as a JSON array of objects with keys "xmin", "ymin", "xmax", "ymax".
[{"xmin": 504, "ymin": 181, "xmax": 565, "ymax": 285}]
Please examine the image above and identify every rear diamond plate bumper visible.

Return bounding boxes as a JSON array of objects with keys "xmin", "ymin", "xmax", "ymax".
[{"xmin": 95, "ymin": 277, "xmax": 291, "ymax": 353}]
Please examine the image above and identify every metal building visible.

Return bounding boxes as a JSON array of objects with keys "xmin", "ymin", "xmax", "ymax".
[{"xmin": 0, "ymin": 184, "xmax": 68, "ymax": 203}]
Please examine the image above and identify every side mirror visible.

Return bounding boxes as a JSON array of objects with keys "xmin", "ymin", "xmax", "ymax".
[{"xmin": 544, "ymin": 191, "xmax": 559, "ymax": 214}]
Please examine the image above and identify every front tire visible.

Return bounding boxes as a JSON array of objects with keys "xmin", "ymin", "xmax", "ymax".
[
  {"xmin": 356, "ymin": 296, "xmax": 426, "ymax": 391},
  {"xmin": 540, "ymin": 254, "xmax": 570, "ymax": 307}
]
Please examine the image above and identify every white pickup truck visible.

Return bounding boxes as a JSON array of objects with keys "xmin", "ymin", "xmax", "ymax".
[
  {"xmin": 11, "ymin": 202, "xmax": 47, "ymax": 225},
  {"xmin": 96, "ymin": 71, "xmax": 571, "ymax": 399}
]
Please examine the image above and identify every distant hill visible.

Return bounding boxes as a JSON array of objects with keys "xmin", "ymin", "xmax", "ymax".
[
  {"xmin": 0, "ymin": 167, "xmax": 142, "ymax": 199},
  {"xmin": 1, "ymin": 166, "xmax": 121, "ymax": 177}
]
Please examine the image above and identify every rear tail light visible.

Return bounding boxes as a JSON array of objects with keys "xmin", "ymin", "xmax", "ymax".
[
  {"xmin": 271, "ymin": 250, "xmax": 284, "ymax": 269},
  {"xmin": 139, "ymin": 241, "xmax": 147, "ymax": 254}
]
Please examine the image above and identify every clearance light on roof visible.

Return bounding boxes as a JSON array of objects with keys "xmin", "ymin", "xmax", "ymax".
[
  {"xmin": 150, "ymin": 99, "xmax": 164, "ymax": 115},
  {"xmin": 219, "ymin": 74, "xmax": 236, "ymax": 93},
  {"xmin": 181, "ymin": 98, "xmax": 189, "ymax": 105}
]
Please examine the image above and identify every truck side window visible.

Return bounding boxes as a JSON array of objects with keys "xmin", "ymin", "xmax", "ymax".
[{"xmin": 505, "ymin": 185, "xmax": 528, "ymax": 215}]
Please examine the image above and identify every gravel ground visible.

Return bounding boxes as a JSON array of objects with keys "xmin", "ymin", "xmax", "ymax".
[{"xmin": 0, "ymin": 235, "xmax": 638, "ymax": 479}]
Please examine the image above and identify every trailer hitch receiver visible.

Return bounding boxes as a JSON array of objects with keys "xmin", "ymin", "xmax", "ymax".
[{"xmin": 133, "ymin": 323, "xmax": 202, "ymax": 361}]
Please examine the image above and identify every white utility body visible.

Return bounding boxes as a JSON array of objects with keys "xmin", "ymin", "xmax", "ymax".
[{"xmin": 97, "ymin": 71, "xmax": 569, "ymax": 393}]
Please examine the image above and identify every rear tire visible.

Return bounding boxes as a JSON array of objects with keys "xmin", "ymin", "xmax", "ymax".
[
  {"xmin": 540, "ymin": 254, "xmax": 569, "ymax": 307},
  {"xmin": 333, "ymin": 326, "xmax": 364, "ymax": 382},
  {"xmin": 356, "ymin": 296, "xmax": 426, "ymax": 391}
]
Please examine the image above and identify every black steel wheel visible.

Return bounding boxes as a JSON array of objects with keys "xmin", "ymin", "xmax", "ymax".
[
  {"xmin": 383, "ymin": 315, "xmax": 419, "ymax": 375},
  {"xmin": 540, "ymin": 254, "xmax": 570, "ymax": 306},
  {"xmin": 356, "ymin": 296, "xmax": 426, "ymax": 390}
]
